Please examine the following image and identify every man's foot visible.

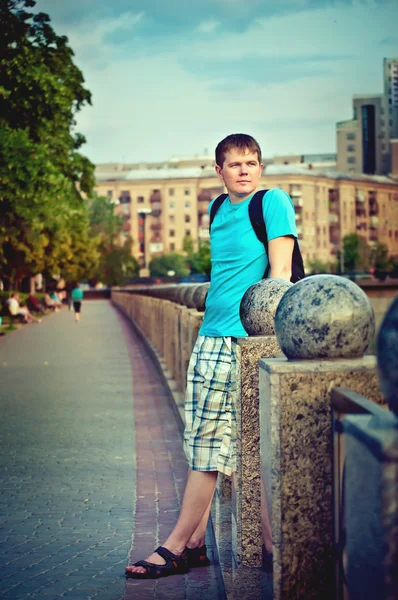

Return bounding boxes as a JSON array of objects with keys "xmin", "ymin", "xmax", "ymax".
[
  {"xmin": 125, "ymin": 546, "xmax": 188, "ymax": 579},
  {"xmin": 186, "ymin": 544, "xmax": 210, "ymax": 567}
]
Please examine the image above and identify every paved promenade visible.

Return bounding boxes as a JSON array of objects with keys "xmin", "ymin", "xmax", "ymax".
[{"xmin": 0, "ymin": 301, "xmax": 223, "ymax": 600}]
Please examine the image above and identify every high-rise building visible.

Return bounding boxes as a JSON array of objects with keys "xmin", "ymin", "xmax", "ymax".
[
  {"xmin": 337, "ymin": 58, "xmax": 398, "ymax": 176},
  {"xmin": 384, "ymin": 58, "xmax": 398, "ymax": 140}
]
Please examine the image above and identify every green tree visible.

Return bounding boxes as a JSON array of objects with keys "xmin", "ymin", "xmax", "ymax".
[
  {"xmin": 0, "ymin": 0, "xmax": 95, "ymax": 287},
  {"xmin": 149, "ymin": 253, "xmax": 189, "ymax": 277},
  {"xmin": 182, "ymin": 234, "xmax": 194, "ymax": 256},
  {"xmin": 306, "ymin": 258, "xmax": 331, "ymax": 275},
  {"xmin": 187, "ymin": 241, "xmax": 211, "ymax": 275},
  {"xmin": 341, "ymin": 233, "xmax": 371, "ymax": 271},
  {"xmin": 88, "ymin": 195, "xmax": 139, "ymax": 286},
  {"xmin": 370, "ymin": 241, "xmax": 389, "ymax": 271}
]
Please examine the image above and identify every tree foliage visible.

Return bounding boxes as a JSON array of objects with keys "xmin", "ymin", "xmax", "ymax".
[
  {"xmin": 88, "ymin": 195, "xmax": 139, "ymax": 286},
  {"xmin": 0, "ymin": 0, "xmax": 97, "ymax": 287},
  {"xmin": 149, "ymin": 253, "xmax": 190, "ymax": 277},
  {"xmin": 187, "ymin": 241, "xmax": 211, "ymax": 275},
  {"xmin": 340, "ymin": 233, "xmax": 371, "ymax": 271}
]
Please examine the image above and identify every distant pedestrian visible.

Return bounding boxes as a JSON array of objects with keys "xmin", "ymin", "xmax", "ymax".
[{"xmin": 71, "ymin": 283, "xmax": 84, "ymax": 322}]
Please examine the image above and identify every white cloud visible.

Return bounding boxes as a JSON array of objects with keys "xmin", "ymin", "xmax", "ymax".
[
  {"xmin": 63, "ymin": 1, "xmax": 398, "ymax": 163},
  {"xmin": 196, "ymin": 20, "xmax": 221, "ymax": 34}
]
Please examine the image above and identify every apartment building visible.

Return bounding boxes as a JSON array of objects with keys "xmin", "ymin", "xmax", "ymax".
[{"xmin": 95, "ymin": 164, "xmax": 398, "ymax": 269}]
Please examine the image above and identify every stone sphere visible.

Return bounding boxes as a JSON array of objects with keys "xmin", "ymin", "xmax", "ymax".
[
  {"xmin": 274, "ymin": 274, "xmax": 375, "ymax": 359},
  {"xmin": 183, "ymin": 285, "xmax": 201, "ymax": 308},
  {"xmin": 377, "ymin": 296, "xmax": 398, "ymax": 415},
  {"xmin": 169, "ymin": 287, "xmax": 181, "ymax": 303},
  {"xmin": 240, "ymin": 279, "xmax": 293, "ymax": 335},
  {"xmin": 193, "ymin": 283, "xmax": 210, "ymax": 312},
  {"xmin": 177, "ymin": 285, "xmax": 195, "ymax": 305}
]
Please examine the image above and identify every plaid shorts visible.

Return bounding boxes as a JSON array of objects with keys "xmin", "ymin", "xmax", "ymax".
[{"xmin": 183, "ymin": 335, "xmax": 237, "ymax": 476}]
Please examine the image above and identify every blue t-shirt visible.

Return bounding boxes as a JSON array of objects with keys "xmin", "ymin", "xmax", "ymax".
[{"xmin": 199, "ymin": 188, "xmax": 297, "ymax": 338}]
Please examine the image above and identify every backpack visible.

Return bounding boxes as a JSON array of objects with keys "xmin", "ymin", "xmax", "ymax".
[{"xmin": 209, "ymin": 189, "xmax": 305, "ymax": 283}]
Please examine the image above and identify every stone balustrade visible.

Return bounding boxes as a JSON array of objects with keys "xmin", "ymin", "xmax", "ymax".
[{"xmin": 112, "ymin": 277, "xmax": 396, "ymax": 599}]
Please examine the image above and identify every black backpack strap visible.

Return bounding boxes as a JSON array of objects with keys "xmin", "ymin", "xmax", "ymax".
[
  {"xmin": 248, "ymin": 189, "xmax": 269, "ymax": 245},
  {"xmin": 209, "ymin": 194, "xmax": 228, "ymax": 230}
]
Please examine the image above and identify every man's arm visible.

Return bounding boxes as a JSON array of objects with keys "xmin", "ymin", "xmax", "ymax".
[{"xmin": 268, "ymin": 235, "xmax": 294, "ymax": 281}]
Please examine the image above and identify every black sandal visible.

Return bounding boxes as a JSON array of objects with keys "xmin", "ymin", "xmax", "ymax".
[
  {"xmin": 186, "ymin": 544, "xmax": 210, "ymax": 567},
  {"xmin": 125, "ymin": 546, "xmax": 189, "ymax": 579}
]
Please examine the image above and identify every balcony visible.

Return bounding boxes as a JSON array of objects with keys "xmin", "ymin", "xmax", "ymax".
[
  {"xmin": 151, "ymin": 208, "xmax": 161, "ymax": 218},
  {"xmin": 294, "ymin": 204, "xmax": 303, "ymax": 213},
  {"xmin": 355, "ymin": 189, "xmax": 365, "ymax": 203},
  {"xmin": 329, "ymin": 214, "xmax": 339, "ymax": 224},
  {"xmin": 328, "ymin": 189, "xmax": 339, "ymax": 203},
  {"xmin": 370, "ymin": 216, "xmax": 379, "ymax": 228},
  {"xmin": 198, "ymin": 199, "xmax": 210, "ymax": 215},
  {"xmin": 122, "ymin": 220, "xmax": 131, "ymax": 232},
  {"xmin": 150, "ymin": 191, "xmax": 161, "ymax": 203},
  {"xmin": 198, "ymin": 189, "xmax": 212, "ymax": 202},
  {"xmin": 369, "ymin": 230, "xmax": 378, "ymax": 242},
  {"xmin": 356, "ymin": 206, "xmax": 366, "ymax": 217},
  {"xmin": 198, "ymin": 227, "xmax": 210, "ymax": 240},
  {"xmin": 369, "ymin": 203, "xmax": 379, "ymax": 216},
  {"xmin": 119, "ymin": 193, "xmax": 131, "ymax": 204},
  {"xmin": 150, "ymin": 222, "xmax": 162, "ymax": 232},
  {"xmin": 368, "ymin": 191, "xmax": 377, "ymax": 203}
]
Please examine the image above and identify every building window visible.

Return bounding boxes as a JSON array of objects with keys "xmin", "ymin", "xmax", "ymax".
[
  {"xmin": 346, "ymin": 133, "xmax": 356, "ymax": 140},
  {"xmin": 169, "ymin": 188, "xmax": 174, "ymax": 196},
  {"xmin": 169, "ymin": 230, "xmax": 175, "ymax": 237},
  {"xmin": 347, "ymin": 157, "xmax": 356, "ymax": 164},
  {"xmin": 170, "ymin": 243, "xmax": 175, "ymax": 251},
  {"xmin": 107, "ymin": 190, "xmax": 113, "ymax": 199},
  {"xmin": 137, "ymin": 196, "xmax": 144, "ymax": 204},
  {"xmin": 185, "ymin": 230, "xmax": 191, "ymax": 236},
  {"xmin": 185, "ymin": 214, "xmax": 191, "ymax": 223},
  {"xmin": 184, "ymin": 189, "xmax": 190, "ymax": 196},
  {"xmin": 347, "ymin": 145, "xmax": 355, "ymax": 152},
  {"xmin": 185, "ymin": 200, "xmax": 191, "ymax": 208},
  {"xmin": 169, "ymin": 215, "xmax": 175, "ymax": 224},
  {"xmin": 169, "ymin": 201, "xmax": 175, "ymax": 209}
]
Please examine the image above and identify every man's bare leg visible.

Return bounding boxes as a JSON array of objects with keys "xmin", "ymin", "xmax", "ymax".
[
  {"xmin": 186, "ymin": 489, "xmax": 214, "ymax": 549},
  {"xmin": 128, "ymin": 469, "xmax": 217, "ymax": 574}
]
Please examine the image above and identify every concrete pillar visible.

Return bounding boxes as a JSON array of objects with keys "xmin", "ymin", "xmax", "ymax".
[
  {"xmin": 259, "ymin": 356, "xmax": 385, "ymax": 600},
  {"xmin": 232, "ymin": 335, "xmax": 282, "ymax": 567}
]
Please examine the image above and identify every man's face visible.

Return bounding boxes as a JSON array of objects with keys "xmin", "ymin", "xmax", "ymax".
[{"xmin": 215, "ymin": 148, "xmax": 263, "ymax": 198}]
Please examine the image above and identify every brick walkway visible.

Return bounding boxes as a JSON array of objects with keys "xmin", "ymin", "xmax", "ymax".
[
  {"xmin": 0, "ymin": 301, "xmax": 225, "ymax": 600},
  {"xmin": 118, "ymin": 310, "xmax": 224, "ymax": 600}
]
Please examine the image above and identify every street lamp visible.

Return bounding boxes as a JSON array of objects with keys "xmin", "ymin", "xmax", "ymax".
[{"xmin": 137, "ymin": 208, "xmax": 152, "ymax": 272}]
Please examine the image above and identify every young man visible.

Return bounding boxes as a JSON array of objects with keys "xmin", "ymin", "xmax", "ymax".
[{"xmin": 125, "ymin": 133, "xmax": 297, "ymax": 579}]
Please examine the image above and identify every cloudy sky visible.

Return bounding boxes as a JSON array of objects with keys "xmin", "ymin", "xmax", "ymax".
[{"xmin": 34, "ymin": 0, "xmax": 398, "ymax": 165}]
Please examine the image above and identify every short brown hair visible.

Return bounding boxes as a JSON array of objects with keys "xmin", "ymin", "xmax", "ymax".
[{"xmin": 215, "ymin": 133, "xmax": 262, "ymax": 167}]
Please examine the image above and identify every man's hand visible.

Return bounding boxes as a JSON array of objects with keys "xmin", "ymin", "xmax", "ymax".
[{"xmin": 268, "ymin": 236, "xmax": 294, "ymax": 281}]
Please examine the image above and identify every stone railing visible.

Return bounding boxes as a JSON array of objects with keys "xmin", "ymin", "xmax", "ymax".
[
  {"xmin": 112, "ymin": 277, "xmax": 396, "ymax": 599},
  {"xmin": 112, "ymin": 281, "xmax": 286, "ymax": 577}
]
